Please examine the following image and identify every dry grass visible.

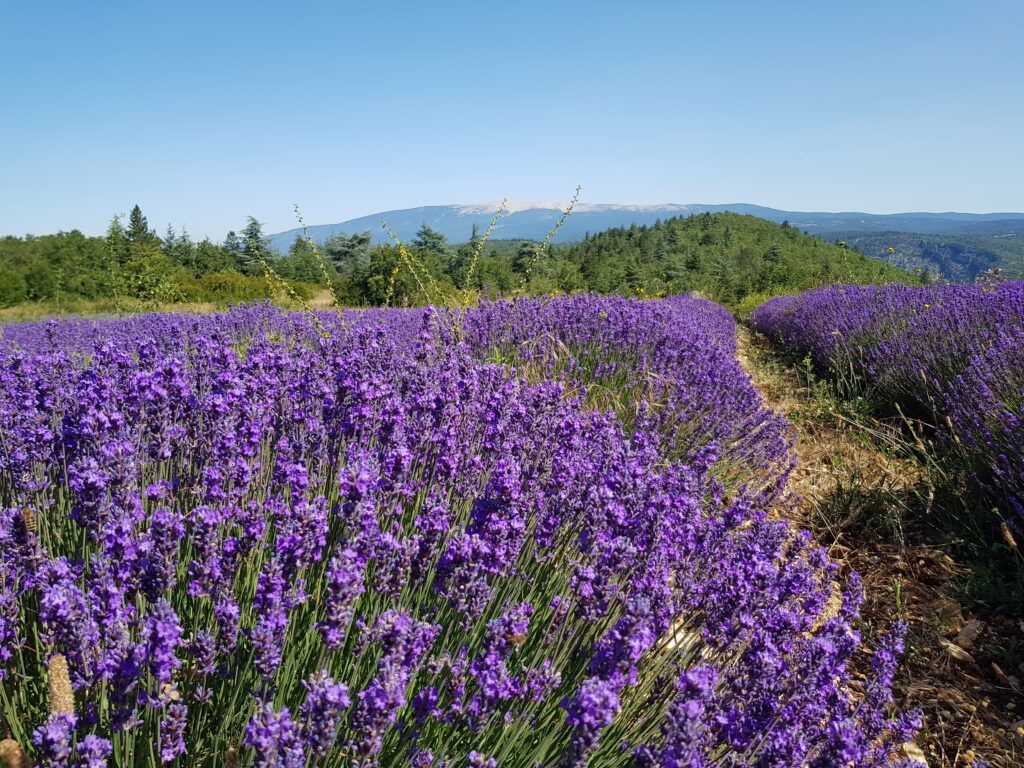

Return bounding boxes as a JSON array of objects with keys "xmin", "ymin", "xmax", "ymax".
[
  {"xmin": 738, "ymin": 327, "xmax": 1022, "ymax": 768},
  {"xmin": 0, "ymin": 289, "xmax": 340, "ymax": 323},
  {"xmin": 737, "ymin": 327, "xmax": 924, "ymax": 528}
]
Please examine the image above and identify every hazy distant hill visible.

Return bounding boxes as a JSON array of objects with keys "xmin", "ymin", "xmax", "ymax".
[
  {"xmin": 831, "ymin": 231, "xmax": 1024, "ymax": 282},
  {"xmin": 267, "ymin": 201, "xmax": 1024, "ymax": 253}
]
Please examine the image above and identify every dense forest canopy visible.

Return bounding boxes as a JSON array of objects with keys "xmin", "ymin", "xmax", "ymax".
[
  {"xmin": 0, "ymin": 206, "xmax": 318, "ymax": 307},
  {"xmin": 551, "ymin": 212, "xmax": 914, "ymax": 308},
  {"xmin": 0, "ymin": 207, "xmax": 916, "ymax": 312}
]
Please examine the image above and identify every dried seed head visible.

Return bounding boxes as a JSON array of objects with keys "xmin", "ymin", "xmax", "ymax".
[
  {"xmin": 1002, "ymin": 522, "xmax": 1018, "ymax": 550},
  {"xmin": 0, "ymin": 738, "xmax": 30, "ymax": 768},
  {"xmin": 225, "ymin": 747, "xmax": 241, "ymax": 768},
  {"xmin": 47, "ymin": 654, "xmax": 74, "ymax": 715}
]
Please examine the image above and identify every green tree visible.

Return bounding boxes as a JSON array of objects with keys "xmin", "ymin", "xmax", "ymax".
[
  {"xmin": 162, "ymin": 225, "xmax": 195, "ymax": 266},
  {"xmin": 279, "ymin": 235, "xmax": 323, "ymax": 283},
  {"xmin": 0, "ymin": 266, "xmax": 27, "ymax": 307},
  {"xmin": 106, "ymin": 215, "xmax": 130, "ymax": 266},
  {"xmin": 624, "ymin": 258, "xmax": 643, "ymax": 292},
  {"xmin": 23, "ymin": 261, "xmax": 57, "ymax": 300},
  {"xmin": 120, "ymin": 253, "xmax": 183, "ymax": 301},
  {"xmin": 476, "ymin": 256, "xmax": 515, "ymax": 294},
  {"xmin": 323, "ymin": 231, "xmax": 372, "ymax": 276},
  {"xmin": 412, "ymin": 224, "xmax": 448, "ymax": 253},
  {"xmin": 191, "ymin": 240, "xmax": 237, "ymax": 275},
  {"xmin": 449, "ymin": 225, "xmax": 482, "ymax": 289},
  {"xmin": 349, "ymin": 245, "xmax": 413, "ymax": 305},
  {"xmin": 126, "ymin": 205, "xmax": 161, "ymax": 251},
  {"xmin": 223, "ymin": 231, "xmax": 242, "ymax": 253},
  {"xmin": 238, "ymin": 217, "xmax": 271, "ymax": 275},
  {"xmin": 511, "ymin": 241, "xmax": 537, "ymax": 276}
]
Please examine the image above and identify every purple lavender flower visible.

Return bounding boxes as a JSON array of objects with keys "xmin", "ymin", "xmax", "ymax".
[
  {"xmin": 38, "ymin": 559, "xmax": 101, "ymax": 687},
  {"xmin": 349, "ymin": 612, "xmax": 439, "ymax": 759},
  {"xmin": 138, "ymin": 506, "xmax": 184, "ymax": 600},
  {"xmin": 244, "ymin": 703, "xmax": 305, "ymax": 768},
  {"xmin": 77, "ymin": 734, "xmax": 113, "ymax": 768},
  {"xmin": 186, "ymin": 630, "xmax": 218, "ymax": 676},
  {"xmin": 562, "ymin": 677, "xmax": 621, "ymax": 766},
  {"xmin": 143, "ymin": 599, "xmax": 182, "ymax": 686},
  {"xmin": 318, "ymin": 547, "xmax": 365, "ymax": 650},
  {"xmin": 101, "ymin": 634, "xmax": 144, "ymax": 732},
  {"xmin": 299, "ymin": 670, "xmax": 351, "ymax": 757},
  {"xmin": 32, "ymin": 713, "xmax": 77, "ymax": 768},
  {"xmin": 0, "ymin": 295, "xmax": 924, "ymax": 766},
  {"xmin": 634, "ymin": 668, "xmax": 717, "ymax": 768},
  {"xmin": 250, "ymin": 558, "xmax": 302, "ymax": 681},
  {"xmin": 0, "ymin": 572, "xmax": 19, "ymax": 678},
  {"xmin": 159, "ymin": 703, "xmax": 187, "ymax": 764}
]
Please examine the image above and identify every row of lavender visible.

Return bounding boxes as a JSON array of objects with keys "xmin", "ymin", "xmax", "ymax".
[
  {"xmin": 750, "ymin": 281, "xmax": 1024, "ymax": 529},
  {"xmin": 0, "ymin": 297, "xmax": 916, "ymax": 767},
  {"xmin": 456, "ymin": 294, "xmax": 794, "ymax": 498}
]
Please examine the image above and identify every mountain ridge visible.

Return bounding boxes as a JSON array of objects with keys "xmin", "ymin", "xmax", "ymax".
[{"xmin": 267, "ymin": 202, "xmax": 1024, "ymax": 253}]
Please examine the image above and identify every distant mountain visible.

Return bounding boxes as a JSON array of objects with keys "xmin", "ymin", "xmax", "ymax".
[{"xmin": 267, "ymin": 201, "xmax": 1024, "ymax": 254}]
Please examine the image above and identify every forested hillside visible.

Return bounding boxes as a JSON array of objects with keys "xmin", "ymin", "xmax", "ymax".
[
  {"xmin": 552, "ymin": 213, "xmax": 915, "ymax": 310},
  {"xmin": 0, "ymin": 208, "xmax": 914, "ymax": 313},
  {"xmin": 324, "ymin": 213, "xmax": 915, "ymax": 310}
]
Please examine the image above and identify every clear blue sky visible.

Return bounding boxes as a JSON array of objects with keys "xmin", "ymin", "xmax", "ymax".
[{"xmin": 2, "ymin": 0, "xmax": 1022, "ymax": 240}]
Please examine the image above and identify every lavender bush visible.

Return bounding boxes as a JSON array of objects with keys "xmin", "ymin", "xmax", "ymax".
[
  {"xmin": 750, "ymin": 281, "xmax": 1024, "ymax": 529},
  {"xmin": 0, "ymin": 297, "xmax": 916, "ymax": 766},
  {"xmin": 456, "ymin": 293, "xmax": 794, "ymax": 498}
]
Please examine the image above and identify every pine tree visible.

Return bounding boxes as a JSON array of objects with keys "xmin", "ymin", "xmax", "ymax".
[
  {"xmin": 624, "ymin": 258, "xmax": 643, "ymax": 292},
  {"xmin": 126, "ymin": 205, "xmax": 158, "ymax": 247},
  {"xmin": 105, "ymin": 215, "xmax": 130, "ymax": 266},
  {"xmin": 237, "ymin": 217, "xmax": 271, "ymax": 275},
  {"xmin": 162, "ymin": 225, "xmax": 194, "ymax": 266},
  {"xmin": 511, "ymin": 241, "xmax": 537, "ymax": 276},
  {"xmin": 282, "ymin": 235, "xmax": 322, "ymax": 283},
  {"xmin": 412, "ymin": 224, "xmax": 448, "ymax": 253}
]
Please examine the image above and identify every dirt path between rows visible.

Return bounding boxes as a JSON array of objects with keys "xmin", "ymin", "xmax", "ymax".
[{"xmin": 735, "ymin": 327, "xmax": 1022, "ymax": 768}]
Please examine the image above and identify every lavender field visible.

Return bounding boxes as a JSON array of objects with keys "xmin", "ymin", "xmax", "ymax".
[
  {"xmin": 0, "ymin": 294, "xmax": 920, "ymax": 767},
  {"xmin": 750, "ymin": 281, "xmax": 1024, "ymax": 532}
]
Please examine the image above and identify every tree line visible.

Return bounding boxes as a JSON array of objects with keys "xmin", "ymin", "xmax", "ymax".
[{"xmin": 0, "ymin": 208, "xmax": 918, "ymax": 311}]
